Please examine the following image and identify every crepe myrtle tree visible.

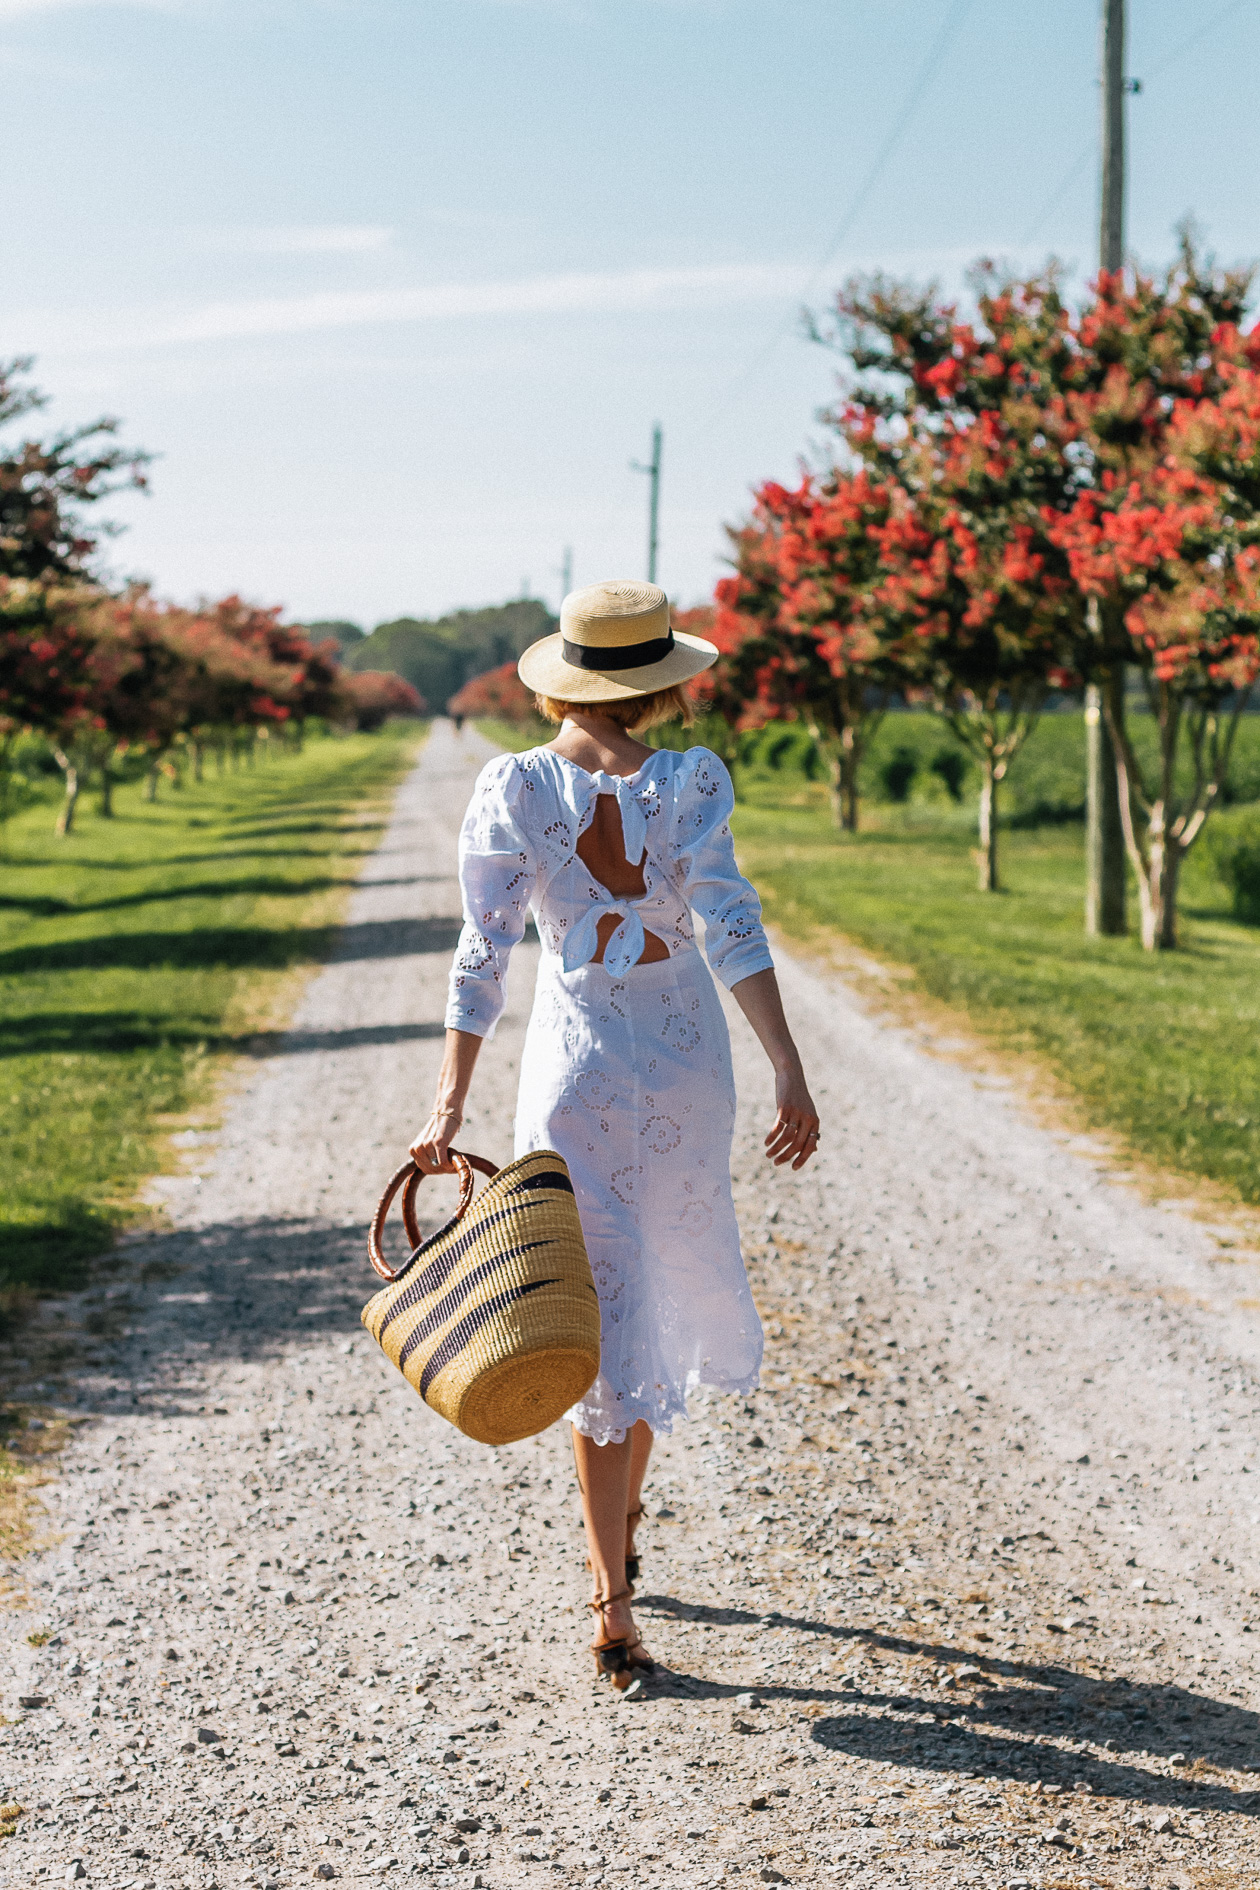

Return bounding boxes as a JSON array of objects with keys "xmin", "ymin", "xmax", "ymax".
[
  {"xmin": 809, "ymin": 268, "xmax": 1088, "ymax": 884},
  {"xmin": 1050, "ymin": 433, "xmax": 1260, "ymax": 950},
  {"xmin": 819, "ymin": 238, "xmax": 1259, "ymax": 910},
  {"xmin": 715, "ymin": 469, "xmax": 906, "ymax": 831},
  {"xmin": 343, "ymin": 669, "xmax": 426, "ymax": 732},
  {"xmin": 0, "ymin": 357, "xmax": 150, "ymax": 582},
  {"xmin": 863, "ymin": 482, "xmax": 1077, "ymax": 892},
  {"xmin": 447, "ymin": 659, "xmax": 535, "ymax": 727},
  {"xmin": 0, "ymin": 578, "xmax": 101, "ymax": 833}
]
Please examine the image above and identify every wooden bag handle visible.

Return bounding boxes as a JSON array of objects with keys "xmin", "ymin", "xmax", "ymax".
[{"xmin": 367, "ymin": 1147, "xmax": 501, "ymax": 1283}]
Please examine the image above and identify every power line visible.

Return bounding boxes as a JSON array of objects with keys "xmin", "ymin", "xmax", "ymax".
[
  {"xmin": 1022, "ymin": 143, "xmax": 1091, "ymax": 248},
  {"xmin": 1023, "ymin": 0, "xmax": 1253, "ymax": 253},
  {"xmin": 798, "ymin": 0, "xmax": 974, "ymax": 307},
  {"xmin": 1144, "ymin": 0, "xmax": 1251, "ymax": 81},
  {"xmin": 694, "ymin": 0, "xmax": 972, "ymax": 436}
]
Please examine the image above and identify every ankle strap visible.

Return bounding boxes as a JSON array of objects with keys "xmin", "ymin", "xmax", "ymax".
[{"xmin": 588, "ymin": 1588, "xmax": 632, "ymax": 1618}]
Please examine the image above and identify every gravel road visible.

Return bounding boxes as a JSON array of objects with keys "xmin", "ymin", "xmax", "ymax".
[{"xmin": 3, "ymin": 719, "xmax": 1258, "ymax": 1890}]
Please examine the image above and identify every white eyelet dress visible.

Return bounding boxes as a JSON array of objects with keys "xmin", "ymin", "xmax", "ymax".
[{"xmin": 444, "ymin": 745, "xmax": 776, "ymax": 1444}]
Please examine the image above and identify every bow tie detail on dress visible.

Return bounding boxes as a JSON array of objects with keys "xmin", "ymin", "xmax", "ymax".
[{"xmin": 561, "ymin": 772, "xmax": 654, "ymax": 979}]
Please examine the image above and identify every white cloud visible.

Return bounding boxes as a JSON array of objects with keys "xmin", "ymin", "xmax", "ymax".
[
  {"xmin": 200, "ymin": 224, "xmax": 395, "ymax": 256},
  {"xmin": 23, "ymin": 261, "xmax": 808, "ymax": 355}
]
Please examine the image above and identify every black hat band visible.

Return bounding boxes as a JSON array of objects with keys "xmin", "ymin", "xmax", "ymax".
[{"xmin": 561, "ymin": 630, "xmax": 675, "ymax": 671}]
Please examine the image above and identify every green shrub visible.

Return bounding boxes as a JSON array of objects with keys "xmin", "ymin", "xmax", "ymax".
[
  {"xmin": 929, "ymin": 746, "xmax": 968, "ymax": 802},
  {"xmin": 880, "ymin": 744, "xmax": 919, "ymax": 802},
  {"xmin": 1204, "ymin": 808, "xmax": 1260, "ymax": 922}
]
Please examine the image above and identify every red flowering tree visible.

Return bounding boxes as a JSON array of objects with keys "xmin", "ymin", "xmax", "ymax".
[
  {"xmin": 811, "ymin": 270, "xmax": 1084, "ymax": 883},
  {"xmin": 1036, "ymin": 250, "xmax": 1260, "ymax": 947},
  {"xmin": 0, "ymin": 357, "xmax": 150, "ymax": 581},
  {"xmin": 807, "ymin": 244, "xmax": 1260, "ymax": 917},
  {"xmin": 715, "ymin": 469, "xmax": 906, "ymax": 829},
  {"xmin": 0, "ymin": 579, "xmax": 102, "ymax": 831},
  {"xmin": 447, "ymin": 660, "xmax": 537, "ymax": 727},
  {"xmin": 1049, "ymin": 417, "xmax": 1260, "ymax": 946},
  {"xmin": 343, "ymin": 669, "xmax": 426, "ymax": 731}
]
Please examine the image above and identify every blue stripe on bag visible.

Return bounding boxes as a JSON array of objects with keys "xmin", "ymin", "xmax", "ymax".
[
  {"xmin": 417, "ymin": 1279, "xmax": 558, "ymax": 1400},
  {"xmin": 393, "ymin": 1239, "xmax": 558, "ymax": 1362}
]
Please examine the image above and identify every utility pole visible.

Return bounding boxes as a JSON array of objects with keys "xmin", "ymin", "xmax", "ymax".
[
  {"xmin": 630, "ymin": 424, "xmax": 662, "ymax": 585},
  {"xmin": 1085, "ymin": 0, "xmax": 1129, "ymax": 935}
]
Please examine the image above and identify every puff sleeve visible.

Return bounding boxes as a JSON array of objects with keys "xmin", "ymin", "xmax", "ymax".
[
  {"xmin": 672, "ymin": 748, "xmax": 774, "ymax": 989},
  {"xmin": 444, "ymin": 755, "xmax": 537, "ymax": 1038}
]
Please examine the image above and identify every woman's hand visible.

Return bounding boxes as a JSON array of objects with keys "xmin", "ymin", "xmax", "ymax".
[
  {"xmin": 729, "ymin": 968, "xmax": 821, "ymax": 1170},
  {"xmin": 409, "ymin": 1106, "xmax": 463, "ymax": 1174},
  {"xmin": 764, "ymin": 1066, "xmax": 821, "ymax": 1170},
  {"xmin": 410, "ymin": 1029, "xmax": 486, "ymax": 1173}
]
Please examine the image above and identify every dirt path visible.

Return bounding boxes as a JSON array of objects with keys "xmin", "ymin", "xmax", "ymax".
[{"xmin": 4, "ymin": 719, "xmax": 1258, "ymax": 1890}]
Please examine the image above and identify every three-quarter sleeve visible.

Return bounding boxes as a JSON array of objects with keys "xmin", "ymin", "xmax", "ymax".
[
  {"xmin": 444, "ymin": 755, "xmax": 537, "ymax": 1038},
  {"xmin": 672, "ymin": 749, "xmax": 774, "ymax": 989}
]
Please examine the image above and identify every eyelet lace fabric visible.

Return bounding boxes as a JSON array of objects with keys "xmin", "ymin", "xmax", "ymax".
[{"xmin": 445, "ymin": 746, "xmax": 773, "ymax": 1441}]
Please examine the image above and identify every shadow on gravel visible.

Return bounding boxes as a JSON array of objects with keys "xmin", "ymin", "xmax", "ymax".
[
  {"xmin": 237, "ymin": 1021, "xmax": 446, "ymax": 1057},
  {"xmin": 72, "ymin": 1213, "xmax": 459, "ymax": 1388},
  {"xmin": 639, "ymin": 1595, "xmax": 1260, "ymax": 1810}
]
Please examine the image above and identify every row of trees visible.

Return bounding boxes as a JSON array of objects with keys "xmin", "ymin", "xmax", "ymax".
[
  {"xmin": 0, "ymin": 359, "xmax": 423, "ymax": 835},
  {"xmin": 710, "ymin": 235, "xmax": 1260, "ymax": 951}
]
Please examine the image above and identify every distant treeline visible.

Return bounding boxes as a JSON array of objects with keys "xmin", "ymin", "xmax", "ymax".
[{"xmin": 305, "ymin": 600, "xmax": 556, "ymax": 713}]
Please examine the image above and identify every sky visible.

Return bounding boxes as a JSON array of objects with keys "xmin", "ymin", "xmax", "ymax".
[{"xmin": 4, "ymin": 0, "xmax": 1259, "ymax": 626}]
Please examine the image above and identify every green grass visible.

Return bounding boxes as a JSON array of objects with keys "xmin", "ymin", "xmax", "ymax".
[
  {"xmin": 0, "ymin": 725, "xmax": 423, "ymax": 1301},
  {"xmin": 733, "ymin": 776, "xmax": 1260, "ymax": 1206}
]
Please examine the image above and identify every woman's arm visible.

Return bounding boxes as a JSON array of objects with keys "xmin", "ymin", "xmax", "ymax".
[
  {"xmin": 409, "ymin": 1029, "xmax": 485, "ymax": 1173},
  {"xmin": 731, "ymin": 967, "xmax": 821, "ymax": 1170}
]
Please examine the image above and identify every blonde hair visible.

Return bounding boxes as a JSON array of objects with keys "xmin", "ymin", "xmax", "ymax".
[{"xmin": 537, "ymin": 684, "xmax": 696, "ymax": 734}]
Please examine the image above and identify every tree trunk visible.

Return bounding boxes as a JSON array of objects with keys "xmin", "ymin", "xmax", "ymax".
[
  {"xmin": 1135, "ymin": 806, "xmax": 1181, "ymax": 950},
  {"xmin": 826, "ymin": 752, "xmax": 844, "ymax": 827},
  {"xmin": 1158, "ymin": 843, "xmax": 1181, "ymax": 949},
  {"xmin": 839, "ymin": 726, "xmax": 859, "ymax": 831},
  {"xmin": 975, "ymin": 761, "xmax": 1000, "ymax": 891},
  {"xmin": 192, "ymin": 740, "xmax": 205, "ymax": 783},
  {"xmin": 53, "ymin": 751, "xmax": 79, "ymax": 837},
  {"xmin": 144, "ymin": 764, "xmax": 159, "ymax": 803},
  {"xmin": 98, "ymin": 769, "xmax": 114, "ymax": 818}
]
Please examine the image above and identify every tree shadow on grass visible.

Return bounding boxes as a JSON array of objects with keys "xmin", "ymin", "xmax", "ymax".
[
  {"xmin": 635, "ymin": 1596, "xmax": 1260, "ymax": 1813},
  {"xmin": 0, "ymin": 915, "xmax": 464, "ymax": 977},
  {"xmin": 0, "ymin": 873, "xmax": 428, "ymax": 920},
  {"xmin": 0, "ymin": 1013, "xmax": 445, "ymax": 1061},
  {"xmin": 11, "ymin": 846, "xmax": 384, "ymax": 873}
]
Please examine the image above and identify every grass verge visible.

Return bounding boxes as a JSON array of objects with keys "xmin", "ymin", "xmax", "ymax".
[
  {"xmin": 733, "ymin": 777, "xmax": 1260, "ymax": 1210},
  {"xmin": 0, "ymin": 724, "xmax": 424, "ymax": 1306}
]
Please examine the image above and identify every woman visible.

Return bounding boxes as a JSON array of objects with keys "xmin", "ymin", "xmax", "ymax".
[{"xmin": 411, "ymin": 580, "xmax": 819, "ymax": 1686}]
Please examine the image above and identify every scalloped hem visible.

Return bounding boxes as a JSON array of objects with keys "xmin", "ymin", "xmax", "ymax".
[{"xmin": 565, "ymin": 1369, "xmax": 761, "ymax": 1447}]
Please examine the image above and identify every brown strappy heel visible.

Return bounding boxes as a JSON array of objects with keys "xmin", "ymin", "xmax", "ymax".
[{"xmin": 589, "ymin": 1588, "xmax": 655, "ymax": 1691}]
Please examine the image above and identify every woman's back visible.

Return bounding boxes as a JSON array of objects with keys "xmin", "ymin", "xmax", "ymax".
[{"xmin": 445, "ymin": 744, "xmax": 774, "ymax": 1035}]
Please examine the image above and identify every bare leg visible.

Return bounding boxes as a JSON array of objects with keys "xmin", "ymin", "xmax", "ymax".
[
  {"xmin": 626, "ymin": 1419, "xmax": 653, "ymax": 1563},
  {"xmin": 571, "ymin": 1426, "xmax": 646, "ymax": 1651}
]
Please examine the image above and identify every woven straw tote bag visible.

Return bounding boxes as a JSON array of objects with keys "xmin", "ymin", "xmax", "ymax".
[{"xmin": 361, "ymin": 1147, "xmax": 601, "ymax": 1446}]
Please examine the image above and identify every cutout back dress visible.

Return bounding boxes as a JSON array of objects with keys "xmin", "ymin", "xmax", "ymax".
[{"xmin": 445, "ymin": 744, "xmax": 775, "ymax": 1442}]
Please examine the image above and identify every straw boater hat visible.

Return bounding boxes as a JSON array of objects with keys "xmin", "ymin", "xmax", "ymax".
[{"xmin": 517, "ymin": 580, "xmax": 718, "ymax": 702}]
